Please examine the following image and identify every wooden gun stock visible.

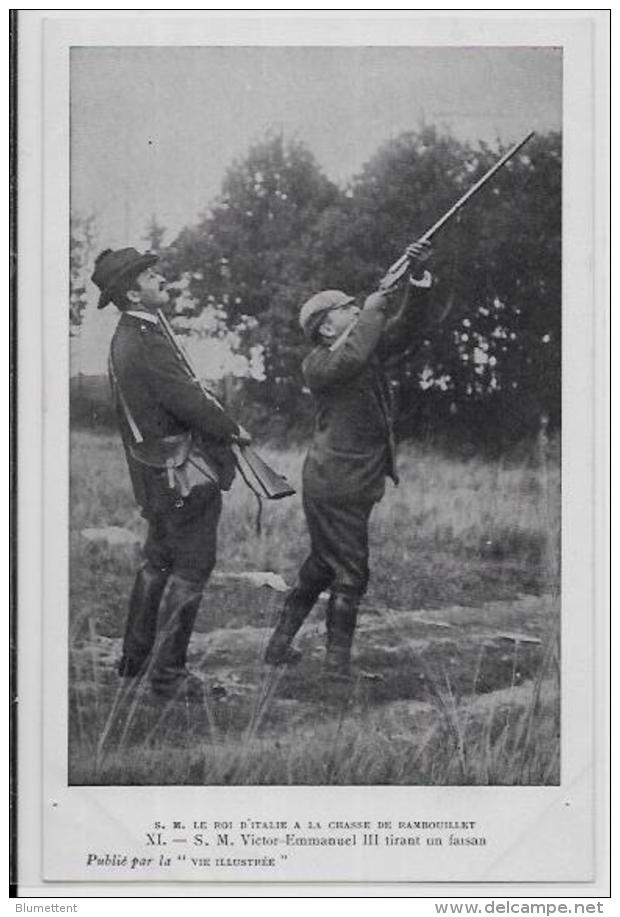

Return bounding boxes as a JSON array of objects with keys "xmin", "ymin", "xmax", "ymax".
[
  {"xmin": 379, "ymin": 131, "xmax": 535, "ymax": 292},
  {"xmin": 233, "ymin": 444, "xmax": 296, "ymax": 500}
]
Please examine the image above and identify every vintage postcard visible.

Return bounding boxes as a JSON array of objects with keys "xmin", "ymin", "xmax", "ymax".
[{"xmin": 15, "ymin": 10, "xmax": 609, "ymax": 896}]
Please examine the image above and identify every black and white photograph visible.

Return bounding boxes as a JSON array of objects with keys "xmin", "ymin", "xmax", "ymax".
[
  {"xmin": 68, "ymin": 42, "xmax": 563, "ymax": 788},
  {"xmin": 15, "ymin": 10, "xmax": 608, "ymax": 894}
]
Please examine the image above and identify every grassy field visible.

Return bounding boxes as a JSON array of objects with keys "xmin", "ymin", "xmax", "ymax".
[{"xmin": 69, "ymin": 429, "xmax": 560, "ymax": 786}]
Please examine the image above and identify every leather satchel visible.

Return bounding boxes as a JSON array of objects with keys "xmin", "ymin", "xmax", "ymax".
[
  {"xmin": 128, "ymin": 433, "xmax": 221, "ymax": 498},
  {"xmin": 109, "ymin": 354, "xmax": 221, "ymax": 500}
]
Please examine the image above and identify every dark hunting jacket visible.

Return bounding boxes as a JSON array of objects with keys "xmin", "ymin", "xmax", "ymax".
[
  {"xmin": 302, "ymin": 280, "xmax": 430, "ymax": 503},
  {"xmin": 109, "ymin": 311, "xmax": 238, "ymax": 515}
]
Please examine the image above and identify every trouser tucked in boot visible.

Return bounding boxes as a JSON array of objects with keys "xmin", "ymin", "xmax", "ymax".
[
  {"xmin": 119, "ymin": 562, "xmax": 170, "ymax": 676},
  {"xmin": 264, "ymin": 556, "xmax": 332, "ymax": 665},
  {"xmin": 148, "ymin": 574, "xmax": 204, "ymax": 697},
  {"xmin": 325, "ymin": 591, "xmax": 360, "ymax": 677},
  {"xmin": 302, "ymin": 493, "xmax": 373, "ymax": 597}
]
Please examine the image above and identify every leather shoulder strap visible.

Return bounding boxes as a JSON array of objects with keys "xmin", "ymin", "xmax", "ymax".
[{"xmin": 108, "ymin": 351, "xmax": 144, "ymax": 444}]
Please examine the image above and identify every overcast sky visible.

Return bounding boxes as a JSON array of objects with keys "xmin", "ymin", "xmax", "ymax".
[{"xmin": 71, "ymin": 46, "xmax": 562, "ymax": 249}]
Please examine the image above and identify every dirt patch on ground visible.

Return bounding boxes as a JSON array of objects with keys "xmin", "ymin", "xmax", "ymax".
[{"xmin": 71, "ymin": 593, "xmax": 555, "ymax": 729}]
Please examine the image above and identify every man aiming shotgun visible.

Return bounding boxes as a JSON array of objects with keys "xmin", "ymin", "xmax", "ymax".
[
  {"xmin": 264, "ymin": 132, "xmax": 534, "ymax": 679},
  {"xmin": 92, "ymin": 247, "xmax": 293, "ymax": 701},
  {"xmin": 263, "ymin": 241, "xmax": 433, "ymax": 677}
]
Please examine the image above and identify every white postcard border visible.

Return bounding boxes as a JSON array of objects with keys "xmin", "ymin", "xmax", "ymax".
[{"xmin": 16, "ymin": 10, "xmax": 609, "ymax": 895}]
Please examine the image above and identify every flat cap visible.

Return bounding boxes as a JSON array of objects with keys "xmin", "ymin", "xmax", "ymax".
[{"xmin": 299, "ymin": 290, "xmax": 355, "ymax": 341}]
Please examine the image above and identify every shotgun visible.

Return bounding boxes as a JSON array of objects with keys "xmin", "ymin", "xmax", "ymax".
[
  {"xmin": 378, "ymin": 131, "xmax": 535, "ymax": 292},
  {"xmin": 156, "ymin": 308, "xmax": 295, "ymax": 501}
]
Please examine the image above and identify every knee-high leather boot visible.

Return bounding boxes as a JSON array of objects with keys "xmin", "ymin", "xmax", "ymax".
[
  {"xmin": 119, "ymin": 562, "xmax": 169, "ymax": 677},
  {"xmin": 264, "ymin": 577, "xmax": 328, "ymax": 665},
  {"xmin": 324, "ymin": 592, "xmax": 359, "ymax": 678},
  {"xmin": 148, "ymin": 574, "xmax": 205, "ymax": 698}
]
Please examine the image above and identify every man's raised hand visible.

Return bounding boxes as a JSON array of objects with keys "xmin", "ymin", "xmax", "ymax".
[
  {"xmin": 405, "ymin": 239, "xmax": 432, "ymax": 267},
  {"xmin": 234, "ymin": 425, "xmax": 253, "ymax": 446}
]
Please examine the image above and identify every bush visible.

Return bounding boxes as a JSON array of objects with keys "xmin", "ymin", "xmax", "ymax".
[{"xmin": 70, "ymin": 374, "xmax": 117, "ymax": 430}]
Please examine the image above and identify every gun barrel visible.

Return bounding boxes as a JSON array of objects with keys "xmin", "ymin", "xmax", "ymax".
[
  {"xmin": 380, "ymin": 131, "xmax": 535, "ymax": 289},
  {"xmin": 421, "ymin": 130, "xmax": 535, "ymax": 242}
]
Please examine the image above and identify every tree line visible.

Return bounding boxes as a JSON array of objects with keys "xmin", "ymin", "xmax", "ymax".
[{"xmin": 72, "ymin": 126, "xmax": 561, "ymax": 450}]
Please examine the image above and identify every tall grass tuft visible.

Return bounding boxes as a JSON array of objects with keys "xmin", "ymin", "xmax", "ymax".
[{"xmin": 69, "ymin": 429, "xmax": 560, "ymax": 786}]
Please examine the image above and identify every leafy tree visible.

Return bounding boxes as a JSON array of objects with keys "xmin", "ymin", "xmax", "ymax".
[
  {"xmin": 166, "ymin": 132, "xmax": 343, "ymax": 411},
  {"xmin": 344, "ymin": 127, "xmax": 469, "ymax": 290},
  {"xmin": 336, "ymin": 128, "xmax": 561, "ymax": 446},
  {"xmin": 70, "ymin": 212, "xmax": 98, "ymax": 333},
  {"xmin": 163, "ymin": 127, "xmax": 561, "ymax": 446},
  {"xmin": 398, "ymin": 131, "xmax": 562, "ymax": 445},
  {"xmin": 143, "ymin": 214, "xmax": 167, "ymax": 254}
]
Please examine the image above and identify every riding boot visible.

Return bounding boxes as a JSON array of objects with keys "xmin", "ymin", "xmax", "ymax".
[
  {"xmin": 324, "ymin": 591, "xmax": 359, "ymax": 679},
  {"xmin": 264, "ymin": 581, "xmax": 325, "ymax": 665},
  {"xmin": 118, "ymin": 562, "xmax": 169, "ymax": 677},
  {"xmin": 148, "ymin": 574, "xmax": 205, "ymax": 699}
]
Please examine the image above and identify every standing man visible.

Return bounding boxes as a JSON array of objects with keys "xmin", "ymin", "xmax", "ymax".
[
  {"xmin": 92, "ymin": 247, "xmax": 248, "ymax": 701},
  {"xmin": 264, "ymin": 242, "xmax": 432, "ymax": 677}
]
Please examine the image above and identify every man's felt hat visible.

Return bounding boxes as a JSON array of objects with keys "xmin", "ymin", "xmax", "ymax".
[
  {"xmin": 299, "ymin": 289, "xmax": 355, "ymax": 341},
  {"xmin": 91, "ymin": 247, "xmax": 159, "ymax": 309}
]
